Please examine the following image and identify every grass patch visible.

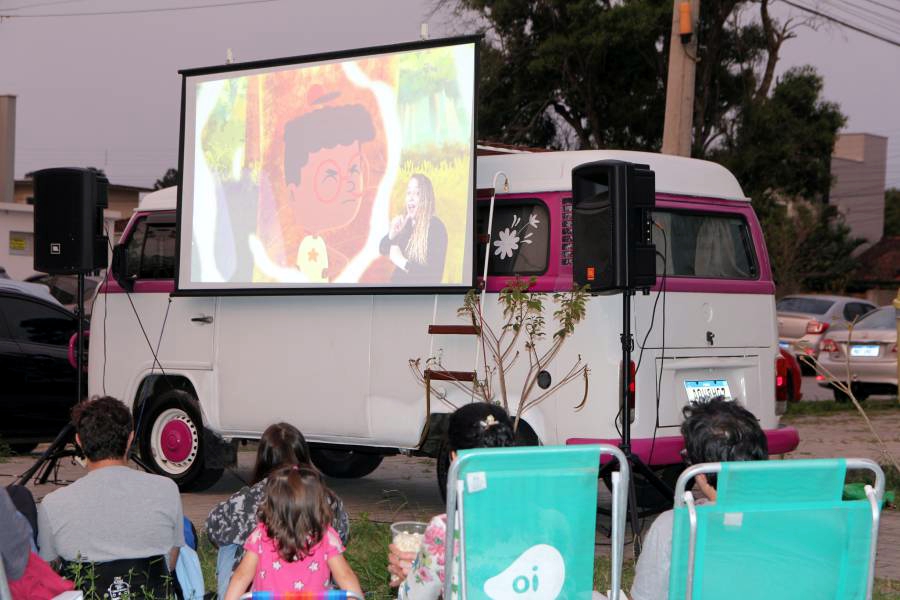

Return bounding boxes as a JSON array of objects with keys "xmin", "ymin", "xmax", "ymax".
[
  {"xmin": 784, "ymin": 398, "xmax": 900, "ymax": 417},
  {"xmin": 343, "ymin": 515, "xmax": 394, "ymax": 599},
  {"xmin": 198, "ymin": 519, "xmax": 900, "ymax": 598}
]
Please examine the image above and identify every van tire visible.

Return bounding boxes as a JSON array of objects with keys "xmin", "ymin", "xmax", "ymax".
[
  {"xmin": 310, "ymin": 449, "xmax": 383, "ymax": 479},
  {"xmin": 138, "ymin": 390, "xmax": 223, "ymax": 491}
]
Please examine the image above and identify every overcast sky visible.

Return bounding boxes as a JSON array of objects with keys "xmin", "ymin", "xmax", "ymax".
[{"xmin": 0, "ymin": 0, "xmax": 898, "ymax": 190}]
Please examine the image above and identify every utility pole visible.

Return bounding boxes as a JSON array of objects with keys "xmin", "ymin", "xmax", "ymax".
[{"xmin": 661, "ymin": 0, "xmax": 700, "ymax": 157}]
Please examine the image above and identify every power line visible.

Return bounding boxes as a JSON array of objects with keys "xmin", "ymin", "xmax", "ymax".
[
  {"xmin": 0, "ymin": 0, "xmax": 283, "ymax": 18},
  {"xmin": 780, "ymin": 0, "xmax": 900, "ymax": 47},
  {"xmin": 827, "ymin": 0, "xmax": 900, "ymax": 36},
  {"xmin": 857, "ymin": 0, "xmax": 900, "ymax": 17},
  {"xmin": 3, "ymin": 0, "xmax": 89, "ymax": 11}
]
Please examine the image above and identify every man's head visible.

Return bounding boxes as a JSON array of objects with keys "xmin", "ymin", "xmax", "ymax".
[
  {"xmin": 283, "ymin": 104, "xmax": 375, "ymax": 234},
  {"xmin": 72, "ymin": 396, "xmax": 134, "ymax": 462},
  {"xmin": 681, "ymin": 397, "xmax": 768, "ymax": 465}
]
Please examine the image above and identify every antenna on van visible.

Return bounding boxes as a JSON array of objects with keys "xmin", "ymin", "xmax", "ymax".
[
  {"xmin": 420, "ymin": 22, "xmax": 429, "ymax": 40},
  {"xmin": 226, "ymin": 48, "xmax": 234, "ymax": 64},
  {"xmin": 473, "ymin": 171, "xmax": 509, "ymax": 369}
]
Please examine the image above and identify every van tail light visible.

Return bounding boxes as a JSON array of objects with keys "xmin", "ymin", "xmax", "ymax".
[
  {"xmin": 806, "ymin": 320, "xmax": 829, "ymax": 334},
  {"xmin": 621, "ymin": 360, "xmax": 636, "ymax": 412},
  {"xmin": 820, "ymin": 338, "xmax": 839, "ymax": 353},
  {"xmin": 775, "ymin": 354, "xmax": 787, "ymax": 401}
]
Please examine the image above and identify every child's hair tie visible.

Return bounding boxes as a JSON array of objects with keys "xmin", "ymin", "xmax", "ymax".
[{"xmin": 480, "ymin": 414, "xmax": 498, "ymax": 429}]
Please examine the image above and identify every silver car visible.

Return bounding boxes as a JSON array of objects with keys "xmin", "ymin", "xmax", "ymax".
[
  {"xmin": 777, "ymin": 295, "xmax": 876, "ymax": 367},
  {"xmin": 816, "ymin": 306, "xmax": 898, "ymax": 401}
]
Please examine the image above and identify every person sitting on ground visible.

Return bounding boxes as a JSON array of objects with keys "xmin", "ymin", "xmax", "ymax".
[
  {"xmin": 205, "ymin": 422, "xmax": 350, "ymax": 595},
  {"xmin": 630, "ymin": 396, "xmax": 768, "ymax": 600},
  {"xmin": 36, "ymin": 396, "xmax": 185, "ymax": 570},
  {"xmin": 224, "ymin": 466, "xmax": 363, "ymax": 599},
  {"xmin": 388, "ymin": 403, "xmax": 517, "ymax": 600},
  {"xmin": 2, "ymin": 487, "xmax": 74, "ymax": 600}
]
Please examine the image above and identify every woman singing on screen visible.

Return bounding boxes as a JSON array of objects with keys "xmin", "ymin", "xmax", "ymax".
[{"xmin": 379, "ymin": 174, "xmax": 448, "ymax": 284}]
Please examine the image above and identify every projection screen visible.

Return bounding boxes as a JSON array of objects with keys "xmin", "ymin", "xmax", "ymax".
[{"xmin": 176, "ymin": 37, "xmax": 478, "ymax": 294}]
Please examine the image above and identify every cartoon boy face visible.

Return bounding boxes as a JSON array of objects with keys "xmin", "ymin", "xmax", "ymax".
[
  {"xmin": 283, "ymin": 103, "xmax": 375, "ymax": 236},
  {"xmin": 286, "ymin": 140, "xmax": 365, "ymax": 234}
]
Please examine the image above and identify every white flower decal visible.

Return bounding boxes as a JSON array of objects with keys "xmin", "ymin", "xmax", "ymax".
[
  {"xmin": 528, "ymin": 213, "xmax": 540, "ymax": 228},
  {"xmin": 293, "ymin": 581, "xmax": 304, "ymax": 591},
  {"xmin": 260, "ymin": 570, "xmax": 266, "ymax": 580},
  {"xmin": 308, "ymin": 561, "xmax": 320, "ymax": 572},
  {"xmin": 272, "ymin": 560, "xmax": 282, "ymax": 571},
  {"xmin": 493, "ymin": 228, "xmax": 520, "ymax": 260}
]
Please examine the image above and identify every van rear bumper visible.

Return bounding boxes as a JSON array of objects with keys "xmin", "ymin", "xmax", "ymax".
[{"xmin": 567, "ymin": 426, "xmax": 800, "ymax": 466}]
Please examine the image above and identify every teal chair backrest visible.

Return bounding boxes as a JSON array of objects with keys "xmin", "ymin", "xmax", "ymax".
[
  {"xmin": 444, "ymin": 444, "xmax": 629, "ymax": 600},
  {"xmin": 668, "ymin": 458, "xmax": 884, "ymax": 600}
]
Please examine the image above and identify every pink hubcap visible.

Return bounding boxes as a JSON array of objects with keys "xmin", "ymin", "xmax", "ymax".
[{"xmin": 160, "ymin": 419, "xmax": 193, "ymax": 463}]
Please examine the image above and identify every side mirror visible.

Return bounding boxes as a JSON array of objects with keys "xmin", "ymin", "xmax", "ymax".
[{"xmin": 110, "ymin": 244, "xmax": 134, "ymax": 293}]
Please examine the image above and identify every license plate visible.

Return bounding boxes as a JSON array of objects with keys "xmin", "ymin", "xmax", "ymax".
[
  {"xmin": 684, "ymin": 379, "xmax": 732, "ymax": 403},
  {"xmin": 850, "ymin": 345, "xmax": 879, "ymax": 357}
]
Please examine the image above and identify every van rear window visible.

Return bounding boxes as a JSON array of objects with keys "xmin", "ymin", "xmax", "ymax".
[
  {"xmin": 476, "ymin": 200, "xmax": 550, "ymax": 276},
  {"xmin": 653, "ymin": 211, "xmax": 758, "ymax": 280}
]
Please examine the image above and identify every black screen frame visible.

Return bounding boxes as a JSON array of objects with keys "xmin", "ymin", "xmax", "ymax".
[{"xmin": 174, "ymin": 35, "xmax": 481, "ymax": 297}]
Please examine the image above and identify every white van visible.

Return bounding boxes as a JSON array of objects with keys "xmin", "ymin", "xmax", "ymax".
[{"xmin": 87, "ymin": 149, "xmax": 798, "ymax": 491}]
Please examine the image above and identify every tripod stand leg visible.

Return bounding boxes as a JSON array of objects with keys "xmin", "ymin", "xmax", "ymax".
[{"xmin": 15, "ymin": 422, "xmax": 75, "ymax": 486}]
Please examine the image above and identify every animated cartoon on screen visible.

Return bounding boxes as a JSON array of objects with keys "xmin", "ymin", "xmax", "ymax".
[{"xmin": 190, "ymin": 45, "xmax": 474, "ymax": 287}]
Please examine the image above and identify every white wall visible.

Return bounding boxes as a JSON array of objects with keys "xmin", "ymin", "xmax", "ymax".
[{"xmin": 0, "ymin": 202, "xmax": 119, "ymax": 279}]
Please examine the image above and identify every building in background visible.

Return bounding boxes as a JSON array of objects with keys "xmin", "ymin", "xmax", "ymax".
[{"xmin": 829, "ymin": 133, "xmax": 888, "ymax": 250}]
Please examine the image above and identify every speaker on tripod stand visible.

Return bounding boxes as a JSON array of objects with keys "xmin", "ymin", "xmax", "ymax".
[
  {"xmin": 571, "ymin": 160, "xmax": 668, "ymax": 552},
  {"xmin": 16, "ymin": 168, "xmax": 108, "ymax": 485}
]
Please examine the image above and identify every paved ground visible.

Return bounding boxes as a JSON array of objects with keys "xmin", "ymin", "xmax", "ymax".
[{"xmin": 2, "ymin": 377, "xmax": 899, "ymax": 579}]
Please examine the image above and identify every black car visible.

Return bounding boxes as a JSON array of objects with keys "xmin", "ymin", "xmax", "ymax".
[{"xmin": 0, "ymin": 283, "xmax": 81, "ymax": 453}]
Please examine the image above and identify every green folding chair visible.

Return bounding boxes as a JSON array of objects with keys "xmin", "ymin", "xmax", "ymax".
[
  {"xmin": 444, "ymin": 444, "xmax": 629, "ymax": 600},
  {"xmin": 668, "ymin": 458, "xmax": 885, "ymax": 600}
]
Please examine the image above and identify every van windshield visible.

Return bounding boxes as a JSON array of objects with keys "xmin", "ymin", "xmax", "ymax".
[{"xmin": 652, "ymin": 211, "xmax": 758, "ymax": 279}]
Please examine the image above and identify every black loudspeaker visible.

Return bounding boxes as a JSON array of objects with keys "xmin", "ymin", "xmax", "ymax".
[
  {"xmin": 572, "ymin": 160, "xmax": 656, "ymax": 292},
  {"xmin": 33, "ymin": 168, "xmax": 109, "ymax": 274}
]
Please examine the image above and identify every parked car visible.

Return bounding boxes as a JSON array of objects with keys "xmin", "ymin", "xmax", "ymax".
[
  {"xmin": 0, "ymin": 280, "xmax": 81, "ymax": 453},
  {"xmin": 777, "ymin": 295, "xmax": 876, "ymax": 369},
  {"xmin": 817, "ymin": 306, "xmax": 898, "ymax": 401},
  {"xmin": 25, "ymin": 273, "xmax": 101, "ymax": 316},
  {"xmin": 776, "ymin": 347, "xmax": 803, "ymax": 403}
]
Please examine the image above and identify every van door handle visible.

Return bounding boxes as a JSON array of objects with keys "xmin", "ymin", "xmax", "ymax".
[{"xmin": 191, "ymin": 315, "xmax": 214, "ymax": 324}]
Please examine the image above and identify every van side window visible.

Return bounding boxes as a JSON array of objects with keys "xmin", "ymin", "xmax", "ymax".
[
  {"xmin": 652, "ymin": 211, "xmax": 758, "ymax": 279},
  {"xmin": 476, "ymin": 200, "xmax": 550, "ymax": 276},
  {"xmin": 124, "ymin": 217, "xmax": 177, "ymax": 280}
]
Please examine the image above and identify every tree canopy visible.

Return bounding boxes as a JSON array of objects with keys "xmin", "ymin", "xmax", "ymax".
[
  {"xmin": 448, "ymin": 0, "xmax": 856, "ymax": 293},
  {"xmin": 154, "ymin": 168, "xmax": 179, "ymax": 190}
]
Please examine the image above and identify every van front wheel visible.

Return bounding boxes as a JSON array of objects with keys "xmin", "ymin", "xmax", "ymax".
[
  {"xmin": 138, "ymin": 391, "xmax": 223, "ymax": 491},
  {"xmin": 310, "ymin": 449, "xmax": 383, "ymax": 478}
]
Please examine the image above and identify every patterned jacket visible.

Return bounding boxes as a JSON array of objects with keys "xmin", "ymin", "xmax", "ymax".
[{"xmin": 205, "ymin": 478, "xmax": 350, "ymax": 572}]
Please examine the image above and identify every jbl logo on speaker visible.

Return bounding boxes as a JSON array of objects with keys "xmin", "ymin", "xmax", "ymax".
[{"xmin": 50, "ymin": 243, "xmax": 61, "ymax": 255}]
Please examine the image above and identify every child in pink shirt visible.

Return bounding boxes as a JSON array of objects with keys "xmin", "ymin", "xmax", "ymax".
[{"xmin": 224, "ymin": 466, "xmax": 362, "ymax": 598}]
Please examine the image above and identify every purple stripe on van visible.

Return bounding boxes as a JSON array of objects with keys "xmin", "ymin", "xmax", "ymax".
[
  {"xmin": 567, "ymin": 426, "xmax": 799, "ymax": 465},
  {"xmin": 101, "ymin": 279, "xmax": 175, "ymax": 294}
]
